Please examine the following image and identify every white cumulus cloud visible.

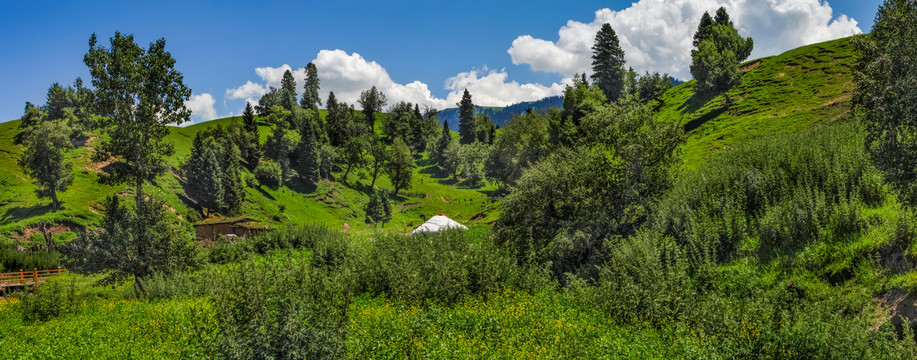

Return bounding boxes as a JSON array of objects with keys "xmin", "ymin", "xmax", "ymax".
[
  {"xmin": 186, "ymin": 93, "xmax": 218, "ymax": 123},
  {"xmin": 507, "ymin": 0, "xmax": 862, "ymax": 80},
  {"xmin": 226, "ymin": 50, "xmax": 567, "ymax": 112}
]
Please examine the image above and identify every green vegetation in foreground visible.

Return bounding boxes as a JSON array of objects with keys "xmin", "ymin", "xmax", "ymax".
[
  {"xmin": 0, "ymin": 113, "xmax": 499, "ymax": 245},
  {"xmin": 657, "ymin": 36, "xmax": 856, "ymax": 169}
]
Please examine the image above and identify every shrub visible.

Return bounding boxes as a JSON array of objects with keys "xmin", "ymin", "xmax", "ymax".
[
  {"xmin": 0, "ymin": 249, "xmax": 60, "ymax": 272},
  {"xmin": 16, "ymin": 280, "xmax": 79, "ymax": 322},
  {"xmin": 254, "ymin": 160, "xmax": 282, "ymax": 189}
]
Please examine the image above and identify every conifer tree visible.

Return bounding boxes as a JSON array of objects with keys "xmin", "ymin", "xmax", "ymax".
[
  {"xmin": 690, "ymin": 7, "xmax": 754, "ymax": 104},
  {"xmin": 365, "ymin": 190, "xmax": 392, "ymax": 228},
  {"xmin": 458, "ymin": 89, "xmax": 476, "ymax": 144},
  {"xmin": 280, "ymin": 70, "xmax": 298, "ymax": 111},
  {"xmin": 300, "ymin": 62, "xmax": 321, "ymax": 110},
  {"xmin": 591, "ymin": 23, "xmax": 627, "ymax": 103},
  {"xmin": 185, "ymin": 134, "xmax": 224, "ymax": 213},
  {"xmin": 242, "ymin": 102, "xmax": 261, "ymax": 166}
]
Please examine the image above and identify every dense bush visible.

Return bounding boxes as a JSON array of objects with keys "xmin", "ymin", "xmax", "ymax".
[
  {"xmin": 254, "ymin": 160, "xmax": 283, "ymax": 189},
  {"xmin": 0, "ymin": 249, "xmax": 60, "ymax": 272},
  {"xmin": 16, "ymin": 280, "xmax": 78, "ymax": 322},
  {"xmin": 654, "ymin": 119, "xmax": 883, "ymax": 262}
]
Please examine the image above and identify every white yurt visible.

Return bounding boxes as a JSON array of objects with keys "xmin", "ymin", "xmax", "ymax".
[{"xmin": 412, "ymin": 215, "xmax": 468, "ymax": 234}]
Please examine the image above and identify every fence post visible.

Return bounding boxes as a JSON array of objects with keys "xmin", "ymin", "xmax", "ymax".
[
  {"xmin": 57, "ymin": 266, "xmax": 61, "ymax": 274},
  {"xmin": 33, "ymin": 268, "xmax": 38, "ymax": 282},
  {"xmin": 20, "ymin": 269, "xmax": 23, "ymax": 281}
]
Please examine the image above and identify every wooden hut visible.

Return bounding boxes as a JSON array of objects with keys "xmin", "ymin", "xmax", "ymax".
[{"xmin": 193, "ymin": 216, "xmax": 273, "ymax": 242}]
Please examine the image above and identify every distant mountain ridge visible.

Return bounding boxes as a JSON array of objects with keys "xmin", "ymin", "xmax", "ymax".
[{"xmin": 437, "ymin": 96, "xmax": 564, "ymax": 130}]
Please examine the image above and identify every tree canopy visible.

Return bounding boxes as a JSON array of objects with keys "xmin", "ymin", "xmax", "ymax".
[
  {"xmin": 591, "ymin": 23, "xmax": 627, "ymax": 103},
  {"xmin": 689, "ymin": 7, "xmax": 754, "ymax": 103}
]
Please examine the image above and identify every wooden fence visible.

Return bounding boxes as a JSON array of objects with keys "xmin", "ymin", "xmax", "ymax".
[{"xmin": 0, "ymin": 267, "xmax": 68, "ymax": 289}]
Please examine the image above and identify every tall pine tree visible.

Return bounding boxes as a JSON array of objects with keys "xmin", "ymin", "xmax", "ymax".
[
  {"xmin": 300, "ymin": 62, "xmax": 321, "ymax": 110},
  {"xmin": 280, "ymin": 70, "xmax": 298, "ymax": 111},
  {"xmin": 458, "ymin": 89, "xmax": 475, "ymax": 144},
  {"xmin": 591, "ymin": 23, "xmax": 627, "ymax": 103}
]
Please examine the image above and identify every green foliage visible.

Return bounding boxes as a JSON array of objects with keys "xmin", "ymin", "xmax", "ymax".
[
  {"xmin": 473, "ymin": 113, "xmax": 495, "ymax": 144},
  {"xmin": 485, "ymin": 110, "xmax": 550, "ymax": 187},
  {"xmin": 293, "ymin": 112, "xmax": 322, "ymax": 183},
  {"xmin": 383, "ymin": 101, "xmax": 414, "ymax": 140},
  {"xmin": 365, "ymin": 190, "xmax": 392, "ymax": 227},
  {"xmin": 854, "ymin": 0, "xmax": 917, "ymax": 205},
  {"xmin": 496, "ymin": 100, "xmax": 682, "ymax": 279},
  {"xmin": 84, "ymin": 32, "xmax": 191, "ymax": 199},
  {"xmin": 690, "ymin": 8, "xmax": 754, "ymax": 102},
  {"xmin": 358, "ymin": 86, "xmax": 386, "ymax": 131},
  {"xmin": 440, "ymin": 138, "xmax": 461, "ymax": 178},
  {"xmin": 591, "ymin": 23, "xmax": 627, "ymax": 102},
  {"xmin": 264, "ymin": 122, "xmax": 299, "ymax": 179},
  {"xmin": 62, "ymin": 195, "xmax": 197, "ymax": 292},
  {"xmin": 19, "ymin": 103, "xmax": 46, "ymax": 130},
  {"xmin": 635, "ymin": 71, "xmax": 673, "ymax": 103},
  {"xmin": 654, "ymin": 119, "xmax": 883, "ymax": 262},
  {"xmin": 385, "ymin": 137, "xmax": 413, "ymax": 195},
  {"xmin": 256, "ymin": 87, "xmax": 280, "ymax": 117},
  {"xmin": 557, "ymin": 75, "xmax": 605, "ymax": 145},
  {"xmin": 184, "ymin": 134, "xmax": 224, "ymax": 212},
  {"xmin": 367, "ymin": 133, "xmax": 387, "ymax": 187},
  {"xmin": 254, "ymin": 160, "xmax": 283, "ymax": 190},
  {"xmin": 16, "ymin": 280, "xmax": 79, "ymax": 323},
  {"xmin": 458, "ymin": 89, "xmax": 475, "ymax": 144},
  {"xmin": 458, "ymin": 141, "xmax": 489, "ymax": 187},
  {"xmin": 18, "ymin": 121, "xmax": 74, "ymax": 210}
]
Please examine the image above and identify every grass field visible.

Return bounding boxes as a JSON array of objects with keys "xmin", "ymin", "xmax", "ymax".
[
  {"xmin": 0, "ymin": 113, "xmax": 500, "ymax": 244},
  {"xmin": 656, "ymin": 36, "xmax": 856, "ymax": 169}
]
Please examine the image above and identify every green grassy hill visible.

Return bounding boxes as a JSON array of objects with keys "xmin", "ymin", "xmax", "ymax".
[
  {"xmin": 657, "ymin": 36, "xmax": 856, "ymax": 169},
  {"xmin": 0, "ymin": 35, "xmax": 859, "ymax": 244},
  {"xmin": 0, "ymin": 114, "xmax": 499, "ymax": 244}
]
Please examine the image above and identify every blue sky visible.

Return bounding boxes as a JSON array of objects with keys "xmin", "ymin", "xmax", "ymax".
[{"xmin": 0, "ymin": 0, "xmax": 883, "ymax": 123}]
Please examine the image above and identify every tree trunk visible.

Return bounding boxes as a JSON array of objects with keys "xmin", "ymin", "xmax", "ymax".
[
  {"xmin": 343, "ymin": 162, "xmax": 353, "ymax": 181},
  {"xmin": 371, "ymin": 160, "xmax": 380, "ymax": 188},
  {"xmin": 50, "ymin": 190, "xmax": 60, "ymax": 211}
]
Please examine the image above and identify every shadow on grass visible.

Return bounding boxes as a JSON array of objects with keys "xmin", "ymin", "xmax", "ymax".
[
  {"xmin": 286, "ymin": 178, "xmax": 318, "ymax": 195},
  {"xmin": 3, "ymin": 203, "xmax": 53, "ymax": 224},
  {"xmin": 683, "ymin": 106, "xmax": 729, "ymax": 133},
  {"xmin": 254, "ymin": 186, "xmax": 276, "ymax": 200}
]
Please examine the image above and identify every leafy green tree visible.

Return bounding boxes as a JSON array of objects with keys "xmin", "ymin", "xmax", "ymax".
[
  {"xmin": 591, "ymin": 23, "xmax": 627, "ymax": 102},
  {"xmin": 441, "ymin": 138, "xmax": 461, "ymax": 178},
  {"xmin": 255, "ymin": 160, "xmax": 283, "ymax": 190},
  {"xmin": 495, "ymin": 98, "xmax": 683, "ymax": 280},
  {"xmin": 385, "ymin": 137, "xmax": 413, "ymax": 195},
  {"xmin": 407, "ymin": 104, "xmax": 428, "ymax": 154},
  {"xmin": 300, "ymin": 62, "xmax": 321, "ymax": 110},
  {"xmin": 689, "ymin": 7, "xmax": 753, "ymax": 104},
  {"xmin": 458, "ymin": 89, "xmax": 476, "ymax": 144},
  {"xmin": 358, "ymin": 86, "xmax": 387, "ymax": 131},
  {"xmin": 84, "ymin": 31, "xmax": 190, "ymax": 205},
  {"xmin": 63, "ymin": 195, "xmax": 196, "ymax": 293},
  {"xmin": 318, "ymin": 144, "xmax": 337, "ymax": 181},
  {"xmin": 280, "ymin": 69, "xmax": 298, "ymax": 112},
  {"xmin": 384, "ymin": 101, "xmax": 415, "ymax": 140},
  {"xmin": 555, "ymin": 74, "xmax": 605, "ymax": 145},
  {"xmin": 19, "ymin": 121, "xmax": 74, "ymax": 210},
  {"xmin": 19, "ymin": 102, "xmax": 46, "ymax": 130},
  {"xmin": 485, "ymin": 110, "xmax": 550, "ymax": 187},
  {"xmin": 854, "ymin": 0, "xmax": 917, "ymax": 204},
  {"xmin": 264, "ymin": 125, "xmax": 300, "ymax": 180},
  {"xmin": 367, "ymin": 133, "xmax": 387, "ymax": 187},
  {"xmin": 364, "ymin": 190, "xmax": 392, "ymax": 227},
  {"xmin": 459, "ymin": 141, "xmax": 489, "ymax": 186}
]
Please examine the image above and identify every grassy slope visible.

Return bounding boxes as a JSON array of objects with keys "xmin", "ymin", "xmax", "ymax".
[
  {"xmin": 0, "ymin": 113, "xmax": 499, "ymax": 242},
  {"xmin": 657, "ymin": 36, "xmax": 855, "ymax": 169}
]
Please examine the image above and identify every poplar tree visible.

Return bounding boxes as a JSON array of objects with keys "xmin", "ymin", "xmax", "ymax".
[{"xmin": 19, "ymin": 121, "xmax": 73, "ymax": 210}]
